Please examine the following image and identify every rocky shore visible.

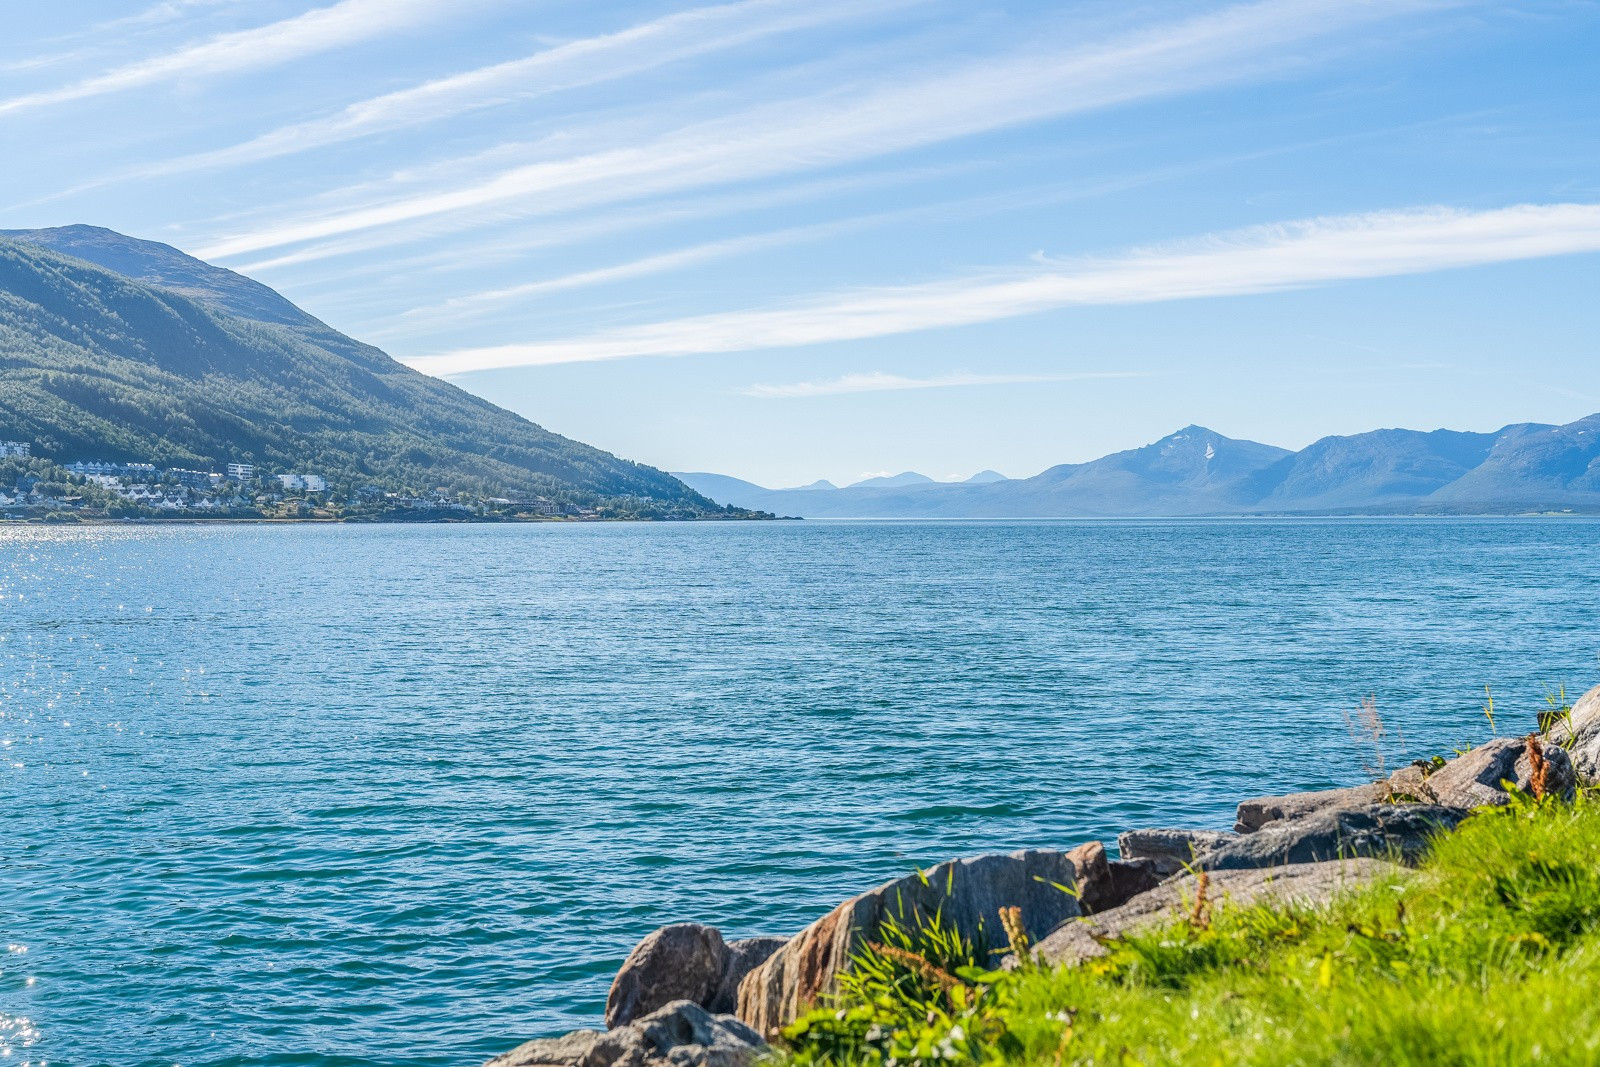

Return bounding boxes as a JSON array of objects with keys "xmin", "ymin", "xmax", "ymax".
[{"xmin": 485, "ymin": 684, "xmax": 1600, "ymax": 1067}]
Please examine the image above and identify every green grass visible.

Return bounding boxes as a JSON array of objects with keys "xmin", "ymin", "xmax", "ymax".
[{"xmin": 780, "ymin": 793, "xmax": 1600, "ymax": 1066}]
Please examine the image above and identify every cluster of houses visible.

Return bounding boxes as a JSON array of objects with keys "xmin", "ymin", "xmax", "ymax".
[
  {"xmin": 0, "ymin": 440, "xmax": 578, "ymax": 518},
  {"xmin": 65, "ymin": 459, "xmax": 322, "ymax": 511},
  {"xmin": 0, "ymin": 445, "xmax": 332, "ymax": 513}
]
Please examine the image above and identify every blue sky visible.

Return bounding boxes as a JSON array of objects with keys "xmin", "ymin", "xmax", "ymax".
[{"xmin": 3, "ymin": 1, "xmax": 1598, "ymax": 487}]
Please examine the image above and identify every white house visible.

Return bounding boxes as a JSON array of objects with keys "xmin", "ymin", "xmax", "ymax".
[
  {"xmin": 227, "ymin": 463, "xmax": 255, "ymax": 481},
  {"xmin": 1, "ymin": 441, "xmax": 33, "ymax": 458},
  {"xmin": 276, "ymin": 473, "xmax": 327, "ymax": 492}
]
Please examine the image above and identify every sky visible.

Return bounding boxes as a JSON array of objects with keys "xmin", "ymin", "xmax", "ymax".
[{"xmin": 2, "ymin": 1, "xmax": 1598, "ymax": 488}]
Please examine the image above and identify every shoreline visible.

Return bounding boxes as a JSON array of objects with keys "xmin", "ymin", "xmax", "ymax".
[
  {"xmin": 0, "ymin": 513, "xmax": 794, "ymax": 526},
  {"xmin": 497, "ymin": 683, "xmax": 1600, "ymax": 1067},
  {"xmin": 3, "ymin": 511, "xmax": 1593, "ymax": 527}
]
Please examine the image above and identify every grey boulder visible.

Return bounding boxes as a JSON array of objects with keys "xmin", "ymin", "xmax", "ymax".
[
  {"xmin": 487, "ymin": 1001, "xmax": 766, "ymax": 1067},
  {"xmin": 1417, "ymin": 736, "xmax": 1574, "ymax": 808},
  {"xmin": 1543, "ymin": 683, "xmax": 1600, "ymax": 785},
  {"xmin": 1033, "ymin": 858, "xmax": 1401, "ymax": 966},
  {"xmin": 606, "ymin": 925, "xmax": 729, "ymax": 1029},
  {"xmin": 1234, "ymin": 782, "xmax": 1390, "ymax": 834},
  {"xmin": 709, "ymin": 937, "xmax": 787, "ymax": 1015},
  {"xmin": 1064, "ymin": 840, "xmax": 1162, "ymax": 913},
  {"xmin": 1106, "ymin": 858, "xmax": 1161, "ymax": 903},
  {"xmin": 607, "ymin": 926, "xmax": 787, "ymax": 1028},
  {"xmin": 1116, "ymin": 828, "xmax": 1238, "ymax": 878},
  {"xmin": 1386, "ymin": 762, "xmax": 1435, "ymax": 800},
  {"xmin": 1199, "ymin": 803, "xmax": 1468, "ymax": 871},
  {"xmin": 1064, "ymin": 841, "xmax": 1116, "ymax": 914},
  {"xmin": 737, "ymin": 849, "xmax": 1080, "ymax": 1036}
]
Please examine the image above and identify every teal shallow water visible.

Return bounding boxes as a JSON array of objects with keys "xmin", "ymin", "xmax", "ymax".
[{"xmin": 1, "ymin": 519, "xmax": 1597, "ymax": 1066}]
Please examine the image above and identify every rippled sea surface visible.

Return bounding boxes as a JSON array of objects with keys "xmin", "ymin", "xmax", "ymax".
[{"xmin": 2, "ymin": 520, "xmax": 1598, "ymax": 1066}]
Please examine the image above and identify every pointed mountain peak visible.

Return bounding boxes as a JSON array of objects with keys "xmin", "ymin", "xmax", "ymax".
[{"xmin": 1160, "ymin": 424, "xmax": 1222, "ymax": 441}]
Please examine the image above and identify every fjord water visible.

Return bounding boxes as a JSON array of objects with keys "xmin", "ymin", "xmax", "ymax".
[{"xmin": 2, "ymin": 521, "xmax": 1597, "ymax": 1067}]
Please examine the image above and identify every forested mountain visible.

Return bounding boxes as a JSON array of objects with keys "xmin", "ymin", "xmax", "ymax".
[
  {"xmin": 676, "ymin": 419, "xmax": 1600, "ymax": 517},
  {"xmin": 0, "ymin": 229, "xmax": 752, "ymax": 517},
  {"xmin": 1, "ymin": 225, "xmax": 316, "ymax": 327}
]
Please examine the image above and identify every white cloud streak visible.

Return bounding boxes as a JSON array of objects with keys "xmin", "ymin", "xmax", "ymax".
[
  {"xmin": 62, "ymin": 0, "xmax": 894, "ymax": 190},
  {"xmin": 740, "ymin": 371, "xmax": 1148, "ymax": 398},
  {"xmin": 96, "ymin": 0, "xmax": 248, "ymax": 31},
  {"xmin": 403, "ymin": 202, "xmax": 1600, "ymax": 375},
  {"xmin": 194, "ymin": 0, "xmax": 1451, "ymax": 262},
  {"xmin": 233, "ymin": 160, "xmax": 985, "ymax": 285},
  {"xmin": 0, "ymin": 0, "xmax": 461, "ymax": 117},
  {"xmin": 398, "ymin": 222, "xmax": 854, "ymax": 326},
  {"xmin": 391, "ymin": 193, "xmax": 1000, "ymax": 328}
]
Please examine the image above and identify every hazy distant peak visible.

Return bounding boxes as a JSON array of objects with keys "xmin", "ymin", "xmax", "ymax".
[
  {"xmin": 786, "ymin": 479, "xmax": 838, "ymax": 491},
  {"xmin": 672, "ymin": 413, "xmax": 1600, "ymax": 516},
  {"xmin": 964, "ymin": 470, "xmax": 1008, "ymax": 483},
  {"xmin": 849, "ymin": 471, "xmax": 935, "ymax": 488}
]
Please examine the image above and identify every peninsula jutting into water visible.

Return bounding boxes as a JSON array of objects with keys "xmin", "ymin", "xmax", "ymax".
[{"xmin": 0, "ymin": 228, "xmax": 768, "ymax": 523}]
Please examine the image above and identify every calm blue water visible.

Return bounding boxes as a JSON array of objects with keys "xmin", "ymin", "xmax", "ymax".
[{"xmin": 2, "ymin": 520, "xmax": 1597, "ymax": 1066}]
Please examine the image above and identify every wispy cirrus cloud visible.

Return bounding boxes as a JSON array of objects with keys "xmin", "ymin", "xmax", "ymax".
[
  {"xmin": 233, "ymin": 161, "xmax": 983, "ymax": 284},
  {"xmin": 404, "ymin": 201, "xmax": 1600, "ymax": 375},
  {"xmin": 94, "ymin": 0, "xmax": 249, "ymax": 31},
  {"xmin": 194, "ymin": 0, "xmax": 1454, "ymax": 263},
  {"xmin": 396, "ymin": 218, "xmax": 866, "ymax": 327},
  {"xmin": 0, "ymin": 0, "xmax": 466, "ymax": 117},
  {"xmin": 391, "ymin": 183, "xmax": 1038, "ymax": 327},
  {"xmin": 740, "ymin": 371, "xmax": 1149, "ymax": 398},
  {"xmin": 57, "ymin": 0, "xmax": 900, "ymax": 192}
]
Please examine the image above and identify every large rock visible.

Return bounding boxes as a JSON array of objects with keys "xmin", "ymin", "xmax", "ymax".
[
  {"xmin": 1386, "ymin": 762, "xmax": 1434, "ymax": 800},
  {"xmin": 708, "ymin": 937, "xmax": 787, "ymax": 1015},
  {"xmin": 1242, "ymin": 734, "xmax": 1577, "ymax": 827},
  {"xmin": 1199, "ymin": 803, "xmax": 1468, "ymax": 871},
  {"xmin": 606, "ymin": 925, "xmax": 729, "ymax": 1029},
  {"xmin": 1234, "ymin": 782, "xmax": 1390, "ymax": 834},
  {"xmin": 488, "ymin": 1031, "xmax": 605, "ymax": 1067},
  {"xmin": 1064, "ymin": 841, "xmax": 1115, "ymax": 914},
  {"xmin": 1106, "ymin": 858, "xmax": 1161, "ymax": 904},
  {"xmin": 1033, "ymin": 858, "xmax": 1401, "ymax": 966},
  {"xmin": 1544, "ymin": 684, "xmax": 1600, "ymax": 785},
  {"xmin": 1116, "ymin": 828, "xmax": 1238, "ymax": 878},
  {"xmin": 736, "ymin": 849, "xmax": 1079, "ymax": 1037},
  {"xmin": 1061, "ymin": 842, "xmax": 1158, "ymax": 915},
  {"xmin": 487, "ymin": 1001, "xmax": 766, "ymax": 1067},
  {"xmin": 1417, "ymin": 736, "xmax": 1574, "ymax": 808}
]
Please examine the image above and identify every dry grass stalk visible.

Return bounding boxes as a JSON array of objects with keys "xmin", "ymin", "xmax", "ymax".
[
  {"xmin": 866, "ymin": 941, "xmax": 962, "ymax": 991},
  {"xmin": 1343, "ymin": 694, "xmax": 1389, "ymax": 782},
  {"xmin": 998, "ymin": 905, "xmax": 1029, "ymax": 960},
  {"xmin": 1188, "ymin": 868, "xmax": 1212, "ymax": 931},
  {"xmin": 1526, "ymin": 733, "xmax": 1550, "ymax": 800}
]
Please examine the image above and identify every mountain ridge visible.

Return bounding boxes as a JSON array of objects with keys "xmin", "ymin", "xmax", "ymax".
[
  {"xmin": 675, "ymin": 419, "xmax": 1600, "ymax": 517},
  {"xmin": 0, "ymin": 227, "xmax": 754, "ymax": 518}
]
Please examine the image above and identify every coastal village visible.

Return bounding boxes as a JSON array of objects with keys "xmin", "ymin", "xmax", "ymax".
[{"xmin": 0, "ymin": 439, "xmax": 589, "ymax": 521}]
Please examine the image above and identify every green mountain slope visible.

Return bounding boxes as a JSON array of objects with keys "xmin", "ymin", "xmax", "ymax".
[
  {"xmin": 0, "ymin": 231, "xmax": 749, "ymax": 517},
  {"xmin": 1, "ymin": 224, "xmax": 318, "ymax": 328}
]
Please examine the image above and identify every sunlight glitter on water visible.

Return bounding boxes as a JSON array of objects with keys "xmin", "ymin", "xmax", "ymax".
[{"xmin": 2, "ymin": 519, "xmax": 1598, "ymax": 1066}]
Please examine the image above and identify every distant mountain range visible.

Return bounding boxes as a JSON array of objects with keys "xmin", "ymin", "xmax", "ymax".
[
  {"xmin": 676, "ymin": 419, "xmax": 1600, "ymax": 517},
  {"xmin": 0, "ymin": 225, "xmax": 754, "ymax": 518}
]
